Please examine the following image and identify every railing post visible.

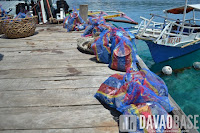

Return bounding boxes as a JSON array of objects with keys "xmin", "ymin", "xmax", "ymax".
[
  {"xmin": 137, "ymin": 20, "xmax": 144, "ymax": 34},
  {"xmin": 139, "ymin": 15, "xmax": 154, "ymax": 36},
  {"xmin": 155, "ymin": 23, "xmax": 171, "ymax": 43},
  {"xmin": 79, "ymin": 4, "xmax": 88, "ymax": 23}
]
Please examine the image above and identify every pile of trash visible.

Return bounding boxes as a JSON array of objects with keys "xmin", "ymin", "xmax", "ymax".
[
  {"xmin": 91, "ymin": 27, "xmax": 138, "ymax": 71},
  {"xmin": 0, "ymin": 6, "xmax": 6, "ymax": 17},
  {"xmin": 95, "ymin": 68, "xmax": 179, "ymax": 132},
  {"xmin": 123, "ymin": 101, "xmax": 179, "ymax": 132},
  {"xmin": 75, "ymin": 14, "xmax": 179, "ymax": 132},
  {"xmin": 95, "ymin": 68, "xmax": 172, "ymax": 112},
  {"xmin": 81, "ymin": 15, "xmax": 137, "ymax": 71},
  {"xmin": 63, "ymin": 8, "xmax": 85, "ymax": 32},
  {"xmin": 82, "ymin": 16, "xmax": 109, "ymax": 37},
  {"xmin": 0, "ymin": 6, "xmax": 12, "ymax": 20},
  {"xmin": 0, "ymin": 6, "xmax": 12, "ymax": 35},
  {"xmin": 14, "ymin": 12, "xmax": 32, "ymax": 19}
]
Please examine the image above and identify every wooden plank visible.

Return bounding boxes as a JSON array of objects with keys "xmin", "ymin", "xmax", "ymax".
[
  {"xmin": 0, "ymin": 40, "xmax": 78, "ymax": 48},
  {"xmin": 1, "ymin": 24, "xmax": 196, "ymax": 133},
  {"xmin": 0, "ymin": 66, "xmax": 124, "ymax": 79},
  {"xmin": 0, "ymin": 25, "xmax": 120, "ymax": 132},
  {"xmin": 0, "ymin": 127, "xmax": 118, "ymax": 133},
  {"xmin": 0, "ymin": 60, "xmax": 108, "ymax": 70},
  {"xmin": 0, "ymin": 32, "xmax": 82, "ymax": 41},
  {"xmin": 0, "ymin": 48, "xmax": 89, "ymax": 57},
  {"xmin": 0, "ymin": 51, "xmax": 94, "ymax": 63},
  {"xmin": 0, "ymin": 88, "xmax": 99, "ymax": 108},
  {"xmin": 0, "ymin": 50, "xmax": 95, "ymax": 62},
  {"xmin": 0, "ymin": 41, "xmax": 78, "ymax": 50},
  {"xmin": 0, "ymin": 76, "xmax": 109, "ymax": 91},
  {"xmin": 0, "ymin": 37, "xmax": 79, "ymax": 43},
  {"xmin": 0, "ymin": 105, "xmax": 118, "ymax": 130},
  {"xmin": 0, "ymin": 38, "xmax": 78, "ymax": 44}
]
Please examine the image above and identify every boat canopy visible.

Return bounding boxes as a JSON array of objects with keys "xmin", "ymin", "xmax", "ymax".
[{"xmin": 164, "ymin": 4, "xmax": 200, "ymax": 14}]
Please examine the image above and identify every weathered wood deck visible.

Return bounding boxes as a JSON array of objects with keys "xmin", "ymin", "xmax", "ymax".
[
  {"xmin": 0, "ymin": 25, "xmax": 198, "ymax": 133},
  {"xmin": 0, "ymin": 25, "xmax": 120, "ymax": 133}
]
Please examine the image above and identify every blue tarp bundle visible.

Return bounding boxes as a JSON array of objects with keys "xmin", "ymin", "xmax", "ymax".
[
  {"xmin": 91, "ymin": 30, "xmax": 111, "ymax": 63},
  {"xmin": 94, "ymin": 68, "xmax": 178, "ymax": 132},
  {"xmin": 63, "ymin": 8, "xmax": 85, "ymax": 31},
  {"xmin": 123, "ymin": 102, "xmax": 180, "ymax": 132},
  {"xmin": 14, "ymin": 12, "xmax": 32, "ymax": 19},
  {"xmin": 82, "ymin": 16, "xmax": 107, "ymax": 37},
  {"xmin": 75, "ymin": 15, "xmax": 179, "ymax": 133},
  {"xmin": 0, "ymin": 6, "xmax": 7, "ymax": 17},
  {"xmin": 91, "ymin": 26, "xmax": 138, "ymax": 71},
  {"xmin": 109, "ymin": 36, "xmax": 137, "ymax": 72},
  {"xmin": 88, "ymin": 16, "xmax": 106, "ymax": 26},
  {"xmin": 94, "ymin": 68, "xmax": 173, "ymax": 112}
]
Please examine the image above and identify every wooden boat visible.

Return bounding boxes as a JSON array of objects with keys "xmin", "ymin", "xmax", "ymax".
[
  {"xmin": 135, "ymin": 0, "xmax": 200, "ymax": 64},
  {"xmin": 88, "ymin": 10, "xmax": 138, "ymax": 25}
]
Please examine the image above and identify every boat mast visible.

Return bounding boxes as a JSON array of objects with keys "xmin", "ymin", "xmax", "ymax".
[
  {"xmin": 183, "ymin": 0, "xmax": 188, "ymax": 22},
  {"xmin": 180, "ymin": 0, "xmax": 188, "ymax": 34}
]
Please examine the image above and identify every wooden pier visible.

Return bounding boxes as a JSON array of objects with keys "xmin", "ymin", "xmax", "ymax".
[{"xmin": 0, "ymin": 25, "xmax": 198, "ymax": 133}]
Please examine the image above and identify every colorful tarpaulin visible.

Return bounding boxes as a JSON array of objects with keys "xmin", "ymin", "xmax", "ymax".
[
  {"xmin": 0, "ymin": 6, "xmax": 7, "ymax": 17},
  {"xmin": 123, "ymin": 102, "xmax": 180, "ymax": 133},
  {"xmin": 94, "ymin": 68, "xmax": 177, "ymax": 132},
  {"xmin": 109, "ymin": 36, "xmax": 137, "ymax": 71},
  {"xmin": 82, "ymin": 16, "xmax": 107, "ymax": 37},
  {"xmin": 88, "ymin": 16, "xmax": 106, "ymax": 26},
  {"xmin": 91, "ymin": 30, "xmax": 111, "ymax": 63},
  {"xmin": 63, "ymin": 8, "xmax": 85, "ymax": 31},
  {"xmin": 94, "ymin": 68, "xmax": 173, "ymax": 112},
  {"xmin": 14, "ymin": 12, "xmax": 32, "ymax": 19},
  {"xmin": 91, "ymin": 26, "xmax": 138, "ymax": 71}
]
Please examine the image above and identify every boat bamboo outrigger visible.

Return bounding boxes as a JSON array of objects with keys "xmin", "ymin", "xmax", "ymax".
[
  {"xmin": 88, "ymin": 10, "xmax": 138, "ymax": 25},
  {"xmin": 135, "ymin": 0, "xmax": 200, "ymax": 63}
]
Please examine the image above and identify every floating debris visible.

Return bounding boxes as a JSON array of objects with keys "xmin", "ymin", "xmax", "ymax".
[
  {"xmin": 193, "ymin": 62, "xmax": 200, "ymax": 70},
  {"xmin": 162, "ymin": 66, "xmax": 173, "ymax": 75}
]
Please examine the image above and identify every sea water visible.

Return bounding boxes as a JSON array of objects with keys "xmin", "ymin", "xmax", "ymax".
[{"xmin": 64, "ymin": 0, "xmax": 200, "ymax": 129}]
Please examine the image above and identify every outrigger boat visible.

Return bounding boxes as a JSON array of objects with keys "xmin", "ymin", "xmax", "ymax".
[
  {"xmin": 136, "ymin": 0, "xmax": 200, "ymax": 64},
  {"xmin": 88, "ymin": 10, "xmax": 138, "ymax": 25}
]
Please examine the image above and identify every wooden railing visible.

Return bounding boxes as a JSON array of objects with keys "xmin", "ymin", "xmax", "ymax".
[{"xmin": 137, "ymin": 14, "xmax": 200, "ymax": 46}]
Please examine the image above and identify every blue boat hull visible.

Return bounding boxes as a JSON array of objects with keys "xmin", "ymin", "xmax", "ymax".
[{"xmin": 145, "ymin": 40, "xmax": 200, "ymax": 63}]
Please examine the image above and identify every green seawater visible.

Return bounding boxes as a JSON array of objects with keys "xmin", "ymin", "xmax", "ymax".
[
  {"xmin": 137, "ymin": 40, "xmax": 200, "ymax": 130},
  {"xmin": 161, "ymin": 69, "xmax": 200, "ymax": 129}
]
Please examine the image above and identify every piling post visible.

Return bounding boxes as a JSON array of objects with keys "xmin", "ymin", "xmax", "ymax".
[{"xmin": 79, "ymin": 4, "xmax": 88, "ymax": 22}]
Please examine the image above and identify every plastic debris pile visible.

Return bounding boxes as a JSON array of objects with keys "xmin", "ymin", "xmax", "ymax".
[
  {"xmin": 90, "ymin": 25, "xmax": 138, "ymax": 72},
  {"xmin": 0, "ymin": 6, "xmax": 7, "ymax": 17},
  {"xmin": 123, "ymin": 102, "xmax": 180, "ymax": 132},
  {"xmin": 72, "ymin": 14, "xmax": 138, "ymax": 72},
  {"xmin": 94, "ymin": 68, "xmax": 180, "ymax": 132},
  {"xmin": 0, "ymin": 6, "xmax": 12, "ymax": 20},
  {"xmin": 95, "ymin": 68, "xmax": 173, "ymax": 112},
  {"xmin": 0, "ymin": 6, "xmax": 13, "ymax": 35},
  {"xmin": 75, "ymin": 15, "xmax": 179, "ymax": 132},
  {"xmin": 63, "ymin": 8, "xmax": 85, "ymax": 32},
  {"xmin": 82, "ymin": 16, "xmax": 108, "ymax": 37},
  {"xmin": 14, "ymin": 12, "xmax": 32, "ymax": 19}
]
